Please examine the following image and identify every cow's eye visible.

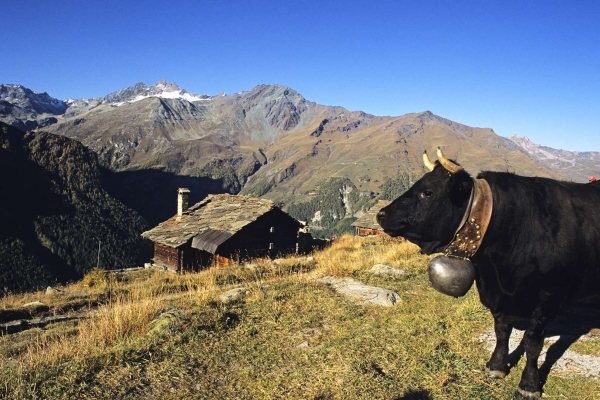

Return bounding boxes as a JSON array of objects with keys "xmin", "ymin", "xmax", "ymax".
[{"xmin": 420, "ymin": 190, "xmax": 433, "ymax": 199}]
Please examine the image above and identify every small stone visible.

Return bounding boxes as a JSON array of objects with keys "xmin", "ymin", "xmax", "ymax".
[
  {"xmin": 147, "ymin": 307, "xmax": 186, "ymax": 336},
  {"xmin": 59, "ymin": 361, "xmax": 72, "ymax": 369},
  {"xmin": 370, "ymin": 264, "xmax": 406, "ymax": 278},
  {"xmin": 297, "ymin": 341, "xmax": 310, "ymax": 348},
  {"xmin": 318, "ymin": 276, "xmax": 401, "ymax": 307},
  {"xmin": 23, "ymin": 301, "xmax": 44, "ymax": 307},
  {"xmin": 245, "ymin": 263, "xmax": 262, "ymax": 271},
  {"xmin": 219, "ymin": 287, "xmax": 249, "ymax": 304},
  {"xmin": 45, "ymin": 286, "xmax": 61, "ymax": 295}
]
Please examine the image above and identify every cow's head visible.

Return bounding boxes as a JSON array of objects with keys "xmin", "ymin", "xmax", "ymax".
[{"xmin": 377, "ymin": 148, "xmax": 473, "ymax": 254}]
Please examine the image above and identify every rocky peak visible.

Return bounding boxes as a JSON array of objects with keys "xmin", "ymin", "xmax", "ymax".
[
  {"xmin": 507, "ymin": 134, "xmax": 600, "ymax": 182},
  {"xmin": 101, "ymin": 80, "xmax": 210, "ymax": 105},
  {"xmin": 239, "ymin": 84, "xmax": 310, "ymax": 131},
  {"xmin": 0, "ymin": 84, "xmax": 68, "ymax": 115},
  {"xmin": 147, "ymin": 79, "xmax": 182, "ymax": 95},
  {"xmin": 103, "ymin": 82, "xmax": 149, "ymax": 103},
  {"xmin": 507, "ymin": 135, "xmax": 546, "ymax": 157}
]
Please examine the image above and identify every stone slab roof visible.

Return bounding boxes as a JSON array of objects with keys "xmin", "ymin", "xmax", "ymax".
[
  {"xmin": 351, "ymin": 200, "xmax": 391, "ymax": 230},
  {"xmin": 141, "ymin": 194, "xmax": 276, "ymax": 248}
]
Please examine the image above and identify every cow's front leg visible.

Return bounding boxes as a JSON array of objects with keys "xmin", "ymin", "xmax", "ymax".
[
  {"xmin": 517, "ymin": 323, "xmax": 545, "ymax": 399},
  {"xmin": 517, "ymin": 292, "xmax": 562, "ymax": 399},
  {"xmin": 486, "ymin": 313, "xmax": 512, "ymax": 379}
]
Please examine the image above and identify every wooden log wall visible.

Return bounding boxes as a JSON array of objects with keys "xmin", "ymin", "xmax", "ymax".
[
  {"xmin": 356, "ymin": 227, "xmax": 387, "ymax": 236},
  {"xmin": 212, "ymin": 254, "xmax": 230, "ymax": 267},
  {"xmin": 180, "ymin": 243, "xmax": 213, "ymax": 271},
  {"xmin": 232, "ymin": 209, "xmax": 300, "ymax": 257},
  {"xmin": 153, "ymin": 243, "xmax": 180, "ymax": 271}
]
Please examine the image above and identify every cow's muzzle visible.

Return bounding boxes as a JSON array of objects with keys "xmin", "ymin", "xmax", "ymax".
[
  {"xmin": 376, "ymin": 209, "xmax": 406, "ymax": 236},
  {"xmin": 376, "ymin": 209, "xmax": 386, "ymax": 226}
]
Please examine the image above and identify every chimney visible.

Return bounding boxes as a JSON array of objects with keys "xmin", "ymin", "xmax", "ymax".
[{"xmin": 177, "ymin": 188, "xmax": 190, "ymax": 220}]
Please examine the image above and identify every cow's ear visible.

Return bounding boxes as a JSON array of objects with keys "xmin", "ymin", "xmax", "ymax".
[{"xmin": 450, "ymin": 175, "xmax": 472, "ymax": 206}]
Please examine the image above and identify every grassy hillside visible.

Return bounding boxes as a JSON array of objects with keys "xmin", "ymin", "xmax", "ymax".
[{"xmin": 2, "ymin": 235, "xmax": 598, "ymax": 399}]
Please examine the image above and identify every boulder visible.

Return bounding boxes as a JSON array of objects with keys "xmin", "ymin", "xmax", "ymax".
[
  {"xmin": 245, "ymin": 263, "xmax": 262, "ymax": 272},
  {"xmin": 370, "ymin": 264, "xmax": 406, "ymax": 278},
  {"xmin": 318, "ymin": 276, "xmax": 400, "ymax": 307},
  {"xmin": 23, "ymin": 301, "xmax": 44, "ymax": 307},
  {"xmin": 219, "ymin": 287, "xmax": 249, "ymax": 304},
  {"xmin": 148, "ymin": 307, "xmax": 186, "ymax": 336},
  {"xmin": 45, "ymin": 286, "xmax": 62, "ymax": 295}
]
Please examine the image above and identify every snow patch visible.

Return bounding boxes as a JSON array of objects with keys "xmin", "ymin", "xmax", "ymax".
[{"xmin": 129, "ymin": 90, "xmax": 210, "ymax": 104}]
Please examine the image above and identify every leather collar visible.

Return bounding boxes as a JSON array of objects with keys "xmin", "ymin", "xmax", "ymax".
[{"xmin": 443, "ymin": 178, "xmax": 493, "ymax": 259}]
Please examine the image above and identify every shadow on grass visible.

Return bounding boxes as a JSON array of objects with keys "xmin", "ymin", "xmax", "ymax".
[
  {"xmin": 394, "ymin": 389, "xmax": 432, "ymax": 400},
  {"xmin": 507, "ymin": 302, "xmax": 600, "ymax": 386}
]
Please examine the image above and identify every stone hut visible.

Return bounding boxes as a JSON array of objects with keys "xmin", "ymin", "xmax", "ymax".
[
  {"xmin": 142, "ymin": 191, "xmax": 301, "ymax": 272},
  {"xmin": 351, "ymin": 200, "xmax": 391, "ymax": 236}
]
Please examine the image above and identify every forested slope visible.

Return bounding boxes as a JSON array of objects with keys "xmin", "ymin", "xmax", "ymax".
[{"xmin": 0, "ymin": 122, "xmax": 150, "ymax": 293}]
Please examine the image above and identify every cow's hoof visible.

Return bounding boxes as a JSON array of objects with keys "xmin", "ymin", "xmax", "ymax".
[
  {"xmin": 485, "ymin": 366, "xmax": 506, "ymax": 379},
  {"xmin": 516, "ymin": 387, "xmax": 541, "ymax": 399}
]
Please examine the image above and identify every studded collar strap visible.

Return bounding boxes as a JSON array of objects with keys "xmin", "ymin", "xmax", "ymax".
[{"xmin": 443, "ymin": 178, "xmax": 493, "ymax": 259}]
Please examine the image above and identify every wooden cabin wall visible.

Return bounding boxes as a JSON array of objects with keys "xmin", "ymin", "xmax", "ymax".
[
  {"xmin": 153, "ymin": 243, "xmax": 180, "ymax": 271},
  {"xmin": 217, "ymin": 210, "xmax": 299, "ymax": 259},
  {"xmin": 212, "ymin": 254, "xmax": 230, "ymax": 267},
  {"xmin": 356, "ymin": 227, "xmax": 387, "ymax": 236},
  {"xmin": 179, "ymin": 242, "xmax": 213, "ymax": 272}
]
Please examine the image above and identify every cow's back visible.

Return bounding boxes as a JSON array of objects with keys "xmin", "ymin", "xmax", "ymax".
[{"xmin": 475, "ymin": 172, "xmax": 600, "ymax": 311}]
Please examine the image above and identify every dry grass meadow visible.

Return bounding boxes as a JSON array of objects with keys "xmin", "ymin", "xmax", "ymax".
[{"xmin": 1, "ymin": 235, "xmax": 599, "ymax": 399}]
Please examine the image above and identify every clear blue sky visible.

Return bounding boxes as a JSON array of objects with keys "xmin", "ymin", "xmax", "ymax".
[{"xmin": 3, "ymin": 0, "xmax": 600, "ymax": 151}]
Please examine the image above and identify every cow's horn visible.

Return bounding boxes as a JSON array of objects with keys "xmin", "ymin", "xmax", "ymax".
[
  {"xmin": 423, "ymin": 150, "xmax": 435, "ymax": 172},
  {"xmin": 436, "ymin": 147, "xmax": 463, "ymax": 174}
]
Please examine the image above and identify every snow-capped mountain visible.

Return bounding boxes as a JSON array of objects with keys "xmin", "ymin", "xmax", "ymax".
[
  {"xmin": 507, "ymin": 135, "xmax": 600, "ymax": 182},
  {"xmin": 61, "ymin": 80, "xmax": 212, "ymax": 118},
  {"xmin": 100, "ymin": 79, "xmax": 211, "ymax": 105}
]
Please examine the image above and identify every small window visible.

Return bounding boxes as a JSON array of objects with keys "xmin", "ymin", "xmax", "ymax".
[{"xmin": 270, "ymin": 227, "xmax": 275, "ymax": 233}]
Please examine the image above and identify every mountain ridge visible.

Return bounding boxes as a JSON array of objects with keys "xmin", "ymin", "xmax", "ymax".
[
  {"xmin": 507, "ymin": 135, "xmax": 600, "ymax": 182},
  {"xmin": 0, "ymin": 81, "xmax": 584, "ymax": 239}
]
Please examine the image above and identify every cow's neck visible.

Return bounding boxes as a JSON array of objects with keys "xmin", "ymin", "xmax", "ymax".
[{"xmin": 443, "ymin": 178, "xmax": 493, "ymax": 259}]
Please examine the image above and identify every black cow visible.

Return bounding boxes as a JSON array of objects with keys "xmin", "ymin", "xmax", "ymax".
[{"xmin": 376, "ymin": 148, "xmax": 600, "ymax": 399}]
